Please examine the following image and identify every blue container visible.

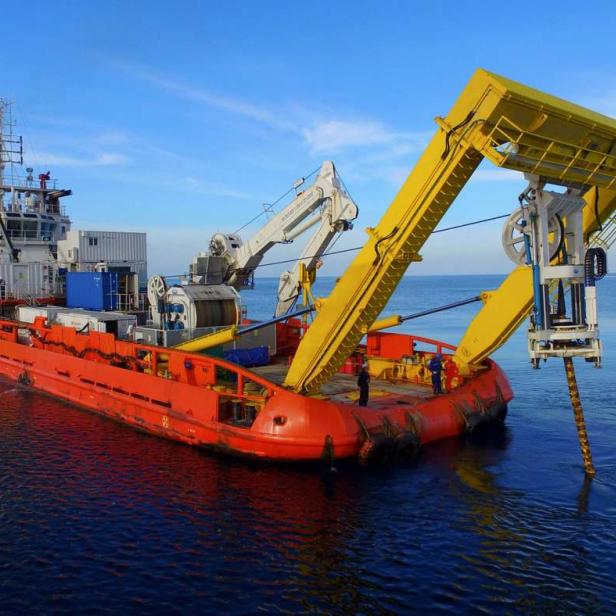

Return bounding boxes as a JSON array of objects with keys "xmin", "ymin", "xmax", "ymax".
[
  {"xmin": 66, "ymin": 272, "xmax": 119, "ymax": 311},
  {"xmin": 223, "ymin": 346, "xmax": 269, "ymax": 367}
]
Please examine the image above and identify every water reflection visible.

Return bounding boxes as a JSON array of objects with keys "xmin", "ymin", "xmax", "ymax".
[
  {"xmin": 440, "ymin": 428, "xmax": 611, "ymax": 613},
  {"xmin": 1, "ymin": 270, "xmax": 616, "ymax": 612},
  {"xmin": 576, "ymin": 475, "xmax": 593, "ymax": 516}
]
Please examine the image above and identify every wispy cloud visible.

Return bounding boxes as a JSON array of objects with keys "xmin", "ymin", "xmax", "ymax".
[
  {"xmin": 180, "ymin": 175, "xmax": 253, "ymax": 199},
  {"xmin": 105, "ymin": 58, "xmax": 431, "ymax": 169},
  {"xmin": 302, "ymin": 119, "xmax": 428, "ymax": 156},
  {"xmin": 109, "ymin": 59, "xmax": 301, "ymax": 133},
  {"xmin": 95, "ymin": 57, "xmax": 448, "ymax": 192},
  {"xmin": 36, "ymin": 151, "xmax": 128, "ymax": 167},
  {"xmin": 383, "ymin": 166, "xmax": 411, "ymax": 186},
  {"xmin": 303, "ymin": 120, "xmax": 396, "ymax": 152}
]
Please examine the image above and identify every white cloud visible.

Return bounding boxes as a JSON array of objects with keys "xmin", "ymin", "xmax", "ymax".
[
  {"xmin": 303, "ymin": 119, "xmax": 401, "ymax": 153},
  {"xmin": 473, "ymin": 168, "xmax": 522, "ymax": 182}
]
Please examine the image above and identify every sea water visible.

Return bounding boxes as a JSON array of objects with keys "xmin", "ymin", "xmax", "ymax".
[{"xmin": 1, "ymin": 275, "xmax": 615, "ymax": 613}]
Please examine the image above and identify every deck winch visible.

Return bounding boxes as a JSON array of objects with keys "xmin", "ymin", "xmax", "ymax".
[
  {"xmin": 147, "ymin": 274, "xmax": 241, "ymax": 331},
  {"xmin": 502, "ymin": 174, "xmax": 607, "ymax": 368}
]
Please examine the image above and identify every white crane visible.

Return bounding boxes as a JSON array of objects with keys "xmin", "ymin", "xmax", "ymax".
[{"xmin": 196, "ymin": 160, "xmax": 358, "ymax": 315}]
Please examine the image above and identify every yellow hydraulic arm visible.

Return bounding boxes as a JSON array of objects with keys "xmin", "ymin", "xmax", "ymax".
[
  {"xmin": 455, "ymin": 187, "xmax": 616, "ymax": 370},
  {"xmin": 173, "ymin": 306, "xmax": 314, "ymax": 353},
  {"xmin": 174, "ymin": 325, "xmax": 239, "ymax": 353},
  {"xmin": 284, "ymin": 68, "xmax": 616, "ymax": 395}
]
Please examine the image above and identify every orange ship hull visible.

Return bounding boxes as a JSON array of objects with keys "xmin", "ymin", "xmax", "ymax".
[{"xmin": 0, "ymin": 318, "xmax": 512, "ymax": 463}]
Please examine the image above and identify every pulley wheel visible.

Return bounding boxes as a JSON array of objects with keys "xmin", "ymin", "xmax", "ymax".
[
  {"xmin": 502, "ymin": 207, "xmax": 563, "ymax": 265},
  {"xmin": 147, "ymin": 274, "xmax": 167, "ymax": 307}
]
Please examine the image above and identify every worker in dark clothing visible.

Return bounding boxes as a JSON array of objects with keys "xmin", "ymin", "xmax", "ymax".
[
  {"xmin": 357, "ymin": 363, "xmax": 370, "ymax": 407},
  {"xmin": 428, "ymin": 354, "xmax": 443, "ymax": 394},
  {"xmin": 39, "ymin": 171, "xmax": 51, "ymax": 190}
]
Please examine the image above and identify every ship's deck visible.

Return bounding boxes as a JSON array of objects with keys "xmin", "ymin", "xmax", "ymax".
[{"xmin": 251, "ymin": 362, "xmax": 433, "ymax": 406}]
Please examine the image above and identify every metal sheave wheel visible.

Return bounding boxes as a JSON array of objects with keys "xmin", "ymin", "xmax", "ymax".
[
  {"xmin": 501, "ymin": 207, "xmax": 563, "ymax": 265},
  {"xmin": 147, "ymin": 274, "xmax": 167, "ymax": 307}
]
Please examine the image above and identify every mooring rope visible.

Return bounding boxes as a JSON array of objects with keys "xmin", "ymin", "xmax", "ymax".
[{"xmin": 563, "ymin": 357, "xmax": 596, "ymax": 477}]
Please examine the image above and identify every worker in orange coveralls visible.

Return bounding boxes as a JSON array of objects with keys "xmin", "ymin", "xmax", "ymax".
[{"xmin": 444, "ymin": 357, "xmax": 460, "ymax": 392}]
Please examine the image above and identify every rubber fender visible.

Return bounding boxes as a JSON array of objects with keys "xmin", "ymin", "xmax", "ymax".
[
  {"xmin": 464, "ymin": 411, "xmax": 490, "ymax": 433},
  {"xmin": 487, "ymin": 402, "xmax": 508, "ymax": 423},
  {"xmin": 465, "ymin": 403, "xmax": 507, "ymax": 434},
  {"xmin": 358, "ymin": 433, "xmax": 395, "ymax": 465},
  {"xmin": 393, "ymin": 432, "xmax": 420, "ymax": 462},
  {"xmin": 17, "ymin": 371, "xmax": 31, "ymax": 386}
]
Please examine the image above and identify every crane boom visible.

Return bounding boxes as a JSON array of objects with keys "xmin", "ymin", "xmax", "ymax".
[
  {"xmin": 284, "ymin": 68, "xmax": 616, "ymax": 394},
  {"xmin": 208, "ymin": 161, "xmax": 357, "ymax": 294},
  {"xmin": 275, "ymin": 186, "xmax": 356, "ymax": 316}
]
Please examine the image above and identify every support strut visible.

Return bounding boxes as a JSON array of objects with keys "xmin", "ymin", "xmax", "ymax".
[{"xmin": 563, "ymin": 357, "xmax": 596, "ymax": 477}]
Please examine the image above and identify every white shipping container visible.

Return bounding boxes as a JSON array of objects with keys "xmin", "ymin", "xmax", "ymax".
[
  {"xmin": 17, "ymin": 305, "xmax": 63, "ymax": 324},
  {"xmin": 59, "ymin": 230, "xmax": 147, "ymax": 264},
  {"xmin": 57, "ymin": 229, "xmax": 148, "ymax": 286},
  {"xmin": 55, "ymin": 311, "xmax": 136, "ymax": 338},
  {"xmin": 17, "ymin": 305, "xmax": 137, "ymax": 339},
  {"xmin": 0, "ymin": 262, "xmax": 54, "ymax": 299},
  {"xmin": 55, "ymin": 312, "xmax": 108, "ymax": 333}
]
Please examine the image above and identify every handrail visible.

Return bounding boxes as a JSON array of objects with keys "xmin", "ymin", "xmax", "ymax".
[{"xmin": 0, "ymin": 317, "xmax": 279, "ymax": 398}]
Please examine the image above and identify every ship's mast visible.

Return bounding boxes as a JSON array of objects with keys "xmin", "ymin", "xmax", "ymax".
[
  {"xmin": 0, "ymin": 98, "xmax": 24, "ymax": 211},
  {"xmin": 0, "ymin": 99, "xmax": 5, "ymax": 207}
]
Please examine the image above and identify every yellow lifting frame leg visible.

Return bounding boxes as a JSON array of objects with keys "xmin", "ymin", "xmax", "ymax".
[{"xmin": 284, "ymin": 68, "xmax": 616, "ymax": 395}]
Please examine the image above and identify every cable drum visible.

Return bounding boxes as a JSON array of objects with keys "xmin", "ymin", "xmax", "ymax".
[
  {"xmin": 193, "ymin": 298, "xmax": 238, "ymax": 328},
  {"xmin": 166, "ymin": 284, "xmax": 241, "ymax": 330}
]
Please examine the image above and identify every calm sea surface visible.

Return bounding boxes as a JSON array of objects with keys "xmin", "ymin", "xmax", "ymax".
[{"xmin": 1, "ymin": 275, "xmax": 615, "ymax": 613}]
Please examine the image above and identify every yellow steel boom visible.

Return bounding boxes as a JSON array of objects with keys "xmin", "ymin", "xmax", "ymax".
[{"xmin": 284, "ymin": 68, "xmax": 616, "ymax": 394}]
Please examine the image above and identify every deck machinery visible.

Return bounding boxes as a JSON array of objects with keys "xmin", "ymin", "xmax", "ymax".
[
  {"xmin": 146, "ymin": 161, "xmax": 358, "ymax": 348},
  {"xmin": 501, "ymin": 176, "xmax": 607, "ymax": 367}
]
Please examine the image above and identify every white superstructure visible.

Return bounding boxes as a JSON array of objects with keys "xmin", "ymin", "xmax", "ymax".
[{"xmin": 0, "ymin": 99, "xmax": 71, "ymax": 300}]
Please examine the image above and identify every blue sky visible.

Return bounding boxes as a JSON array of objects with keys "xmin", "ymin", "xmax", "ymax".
[{"xmin": 3, "ymin": 1, "xmax": 616, "ymax": 277}]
